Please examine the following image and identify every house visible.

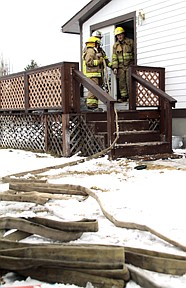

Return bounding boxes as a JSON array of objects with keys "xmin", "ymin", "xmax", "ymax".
[{"xmin": 62, "ymin": 0, "xmax": 186, "ymax": 147}]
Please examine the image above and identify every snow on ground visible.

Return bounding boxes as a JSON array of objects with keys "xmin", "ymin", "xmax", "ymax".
[{"xmin": 0, "ymin": 148, "xmax": 186, "ymax": 288}]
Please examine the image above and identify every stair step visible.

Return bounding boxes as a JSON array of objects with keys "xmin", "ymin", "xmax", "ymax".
[
  {"xmin": 118, "ymin": 119, "xmax": 150, "ymax": 132},
  {"xmin": 115, "ymin": 141, "xmax": 166, "ymax": 147},
  {"xmin": 85, "ymin": 110, "xmax": 140, "ymax": 121},
  {"xmin": 83, "ymin": 110, "xmax": 172, "ymax": 159},
  {"xmin": 116, "ymin": 130, "xmax": 160, "ymax": 143},
  {"xmin": 96, "ymin": 130, "xmax": 160, "ymax": 146},
  {"xmin": 88, "ymin": 119, "xmax": 149, "ymax": 133},
  {"xmin": 113, "ymin": 141, "xmax": 172, "ymax": 158}
]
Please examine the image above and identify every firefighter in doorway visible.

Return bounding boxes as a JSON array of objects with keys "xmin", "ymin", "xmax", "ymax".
[
  {"xmin": 92, "ymin": 30, "xmax": 112, "ymax": 69},
  {"xmin": 83, "ymin": 36, "xmax": 111, "ymax": 110},
  {"xmin": 112, "ymin": 27, "xmax": 134, "ymax": 102}
]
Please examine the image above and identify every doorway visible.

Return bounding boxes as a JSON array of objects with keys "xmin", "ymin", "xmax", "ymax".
[
  {"xmin": 90, "ymin": 12, "xmax": 136, "ymax": 100},
  {"xmin": 100, "ymin": 19, "xmax": 134, "ymax": 100}
]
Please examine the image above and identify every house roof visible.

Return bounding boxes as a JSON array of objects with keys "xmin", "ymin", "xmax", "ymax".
[{"xmin": 61, "ymin": 0, "xmax": 111, "ymax": 34}]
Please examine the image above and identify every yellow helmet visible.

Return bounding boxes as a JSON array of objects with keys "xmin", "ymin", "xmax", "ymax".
[
  {"xmin": 86, "ymin": 36, "xmax": 101, "ymax": 44},
  {"xmin": 114, "ymin": 27, "xmax": 125, "ymax": 36}
]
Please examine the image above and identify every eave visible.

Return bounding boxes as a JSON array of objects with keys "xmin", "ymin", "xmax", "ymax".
[{"xmin": 61, "ymin": 0, "xmax": 111, "ymax": 34}]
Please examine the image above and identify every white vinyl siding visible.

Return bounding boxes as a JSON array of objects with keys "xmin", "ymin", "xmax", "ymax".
[
  {"xmin": 136, "ymin": 1, "xmax": 186, "ymax": 108},
  {"xmin": 82, "ymin": 0, "xmax": 186, "ymax": 108}
]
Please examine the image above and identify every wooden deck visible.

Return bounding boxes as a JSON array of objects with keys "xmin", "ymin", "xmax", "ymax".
[{"xmin": 0, "ymin": 62, "xmax": 177, "ymax": 159}]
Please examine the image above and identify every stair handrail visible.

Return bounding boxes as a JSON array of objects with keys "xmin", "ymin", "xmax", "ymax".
[
  {"xmin": 129, "ymin": 66, "xmax": 177, "ymax": 146},
  {"xmin": 73, "ymin": 69, "xmax": 117, "ymax": 147},
  {"xmin": 130, "ymin": 72, "xmax": 177, "ymax": 108}
]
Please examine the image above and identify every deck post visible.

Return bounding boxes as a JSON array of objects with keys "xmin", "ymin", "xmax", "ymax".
[
  {"xmin": 128, "ymin": 66, "xmax": 137, "ymax": 110},
  {"xmin": 0, "ymin": 80, "xmax": 1, "ymax": 109},
  {"xmin": 43, "ymin": 114, "xmax": 48, "ymax": 152},
  {"xmin": 62, "ymin": 113, "xmax": 71, "ymax": 157},
  {"xmin": 61, "ymin": 63, "xmax": 70, "ymax": 114},
  {"xmin": 61, "ymin": 62, "xmax": 80, "ymax": 114},
  {"xmin": 166, "ymin": 102, "xmax": 173, "ymax": 150},
  {"xmin": 71, "ymin": 63, "xmax": 80, "ymax": 113},
  {"xmin": 24, "ymin": 72, "xmax": 29, "ymax": 112},
  {"xmin": 107, "ymin": 102, "xmax": 116, "ymax": 159},
  {"xmin": 160, "ymin": 100, "xmax": 172, "ymax": 150}
]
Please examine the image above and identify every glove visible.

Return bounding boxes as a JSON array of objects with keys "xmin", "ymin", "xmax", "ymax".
[{"xmin": 113, "ymin": 68, "xmax": 117, "ymax": 75}]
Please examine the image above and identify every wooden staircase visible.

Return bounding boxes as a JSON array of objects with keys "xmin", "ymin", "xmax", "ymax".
[
  {"xmin": 85, "ymin": 110, "xmax": 172, "ymax": 159},
  {"xmin": 73, "ymin": 65, "xmax": 177, "ymax": 160}
]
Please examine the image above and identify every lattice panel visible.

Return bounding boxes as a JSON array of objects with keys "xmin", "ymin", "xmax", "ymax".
[
  {"xmin": 0, "ymin": 113, "xmax": 105, "ymax": 157},
  {"xmin": 148, "ymin": 118, "xmax": 160, "ymax": 131},
  {"xmin": 0, "ymin": 115, "xmax": 45, "ymax": 151},
  {"xmin": 69, "ymin": 115, "xmax": 83, "ymax": 155},
  {"xmin": 0, "ymin": 76, "xmax": 25, "ymax": 109},
  {"xmin": 47, "ymin": 114, "xmax": 63, "ymax": 156},
  {"xmin": 28, "ymin": 68, "xmax": 62, "ymax": 108},
  {"xmin": 67, "ymin": 115, "xmax": 105, "ymax": 157},
  {"xmin": 136, "ymin": 70, "xmax": 160, "ymax": 107},
  {"xmin": 78, "ymin": 115, "xmax": 105, "ymax": 156}
]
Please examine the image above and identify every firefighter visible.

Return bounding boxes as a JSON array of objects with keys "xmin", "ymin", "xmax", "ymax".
[
  {"xmin": 83, "ymin": 36, "xmax": 105, "ymax": 110},
  {"xmin": 92, "ymin": 30, "xmax": 112, "ymax": 69},
  {"xmin": 83, "ymin": 31, "xmax": 112, "ymax": 71},
  {"xmin": 112, "ymin": 27, "xmax": 134, "ymax": 102}
]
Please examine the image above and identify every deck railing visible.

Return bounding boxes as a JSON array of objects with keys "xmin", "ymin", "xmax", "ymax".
[
  {"xmin": 129, "ymin": 65, "xmax": 177, "ymax": 146},
  {"xmin": 0, "ymin": 62, "xmax": 79, "ymax": 113}
]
